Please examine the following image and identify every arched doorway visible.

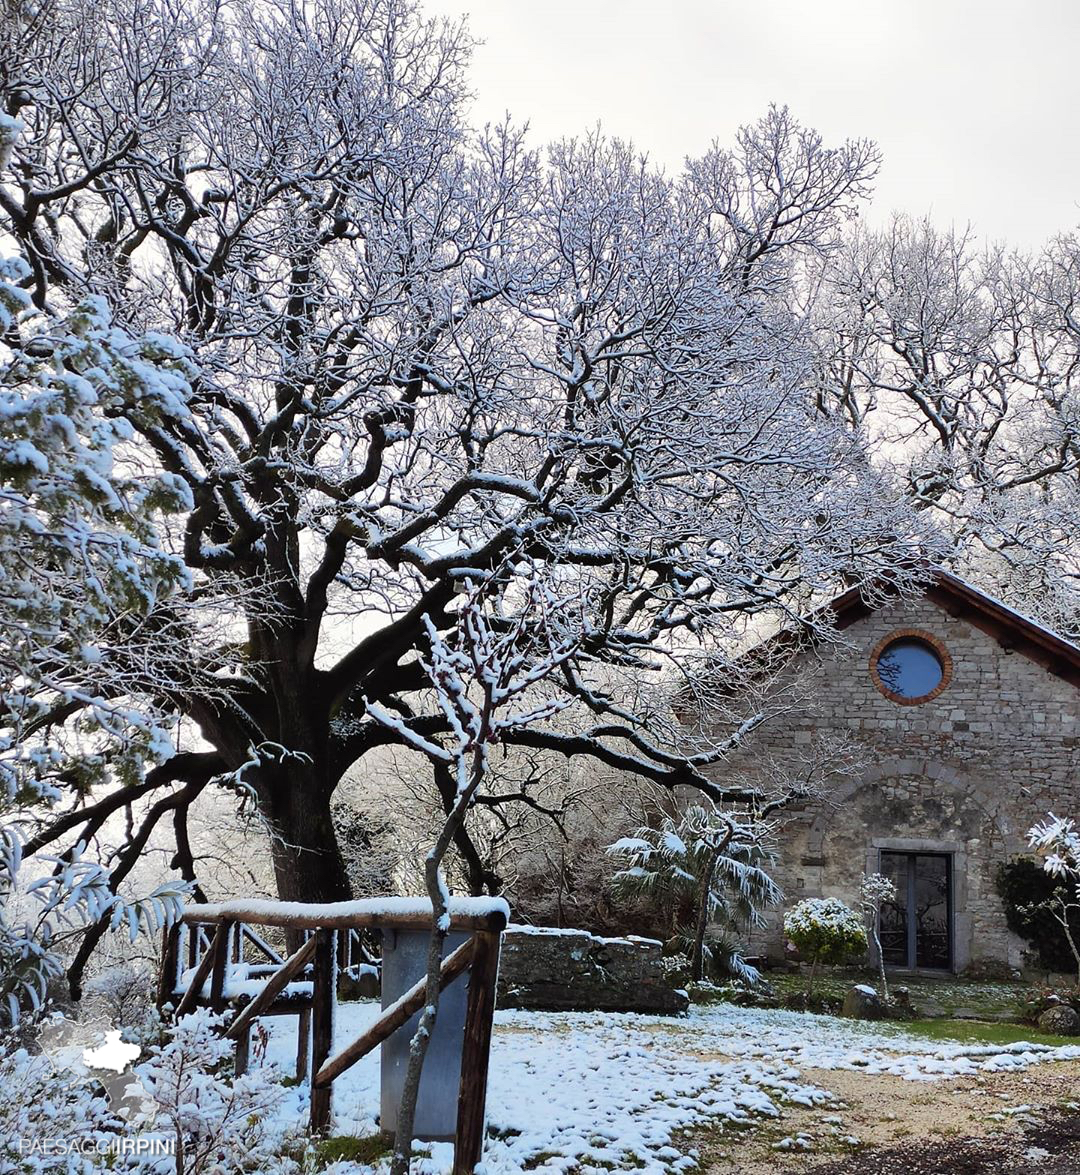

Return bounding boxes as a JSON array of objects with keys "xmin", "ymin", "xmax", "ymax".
[{"xmin": 803, "ymin": 759, "xmax": 1012, "ymax": 972}]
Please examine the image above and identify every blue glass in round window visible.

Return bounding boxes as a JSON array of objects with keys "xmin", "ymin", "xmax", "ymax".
[{"xmin": 875, "ymin": 638, "xmax": 944, "ymax": 699}]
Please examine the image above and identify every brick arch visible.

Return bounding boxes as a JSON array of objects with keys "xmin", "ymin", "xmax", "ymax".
[{"xmin": 804, "ymin": 758, "xmax": 1012, "ymax": 860}]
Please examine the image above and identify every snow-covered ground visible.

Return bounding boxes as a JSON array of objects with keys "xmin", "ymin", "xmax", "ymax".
[{"xmin": 262, "ymin": 1002, "xmax": 1080, "ymax": 1173}]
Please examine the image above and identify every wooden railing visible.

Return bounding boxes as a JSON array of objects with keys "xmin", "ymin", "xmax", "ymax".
[{"xmin": 158, "ymin": 899, "xmax": 508, "ymax": 1175}]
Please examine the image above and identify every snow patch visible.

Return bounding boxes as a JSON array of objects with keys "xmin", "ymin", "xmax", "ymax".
[
  {"xmin": 255, "ymin": 1000, "xmax": 1080, "ymax": 1173},
  {"xmin": 83, "ymin": 1030, "xmax": 141, "ymax": 1073}
]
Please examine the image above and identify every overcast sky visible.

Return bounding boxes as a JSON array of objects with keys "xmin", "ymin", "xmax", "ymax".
[{"xmin": 423, "ymin": 0, "xmax": 1080, "ymax": 251}]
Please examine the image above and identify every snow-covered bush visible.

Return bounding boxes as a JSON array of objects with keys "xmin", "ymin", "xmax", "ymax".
[
  {"xmin": 2, "ymin": 1009, "xmax": 295, "ymax": 1174},
  {"xmin": 784, "ymin": 898, "xmax": 867, "ymax": 995},
  {"xmin": 0, "ymin": 1039, "xmax": 121, "ymax": 1173},
  {"xmin": 133, "ymin": 1009, "xmax": 297, "ymax": 1175},
  {"xmin": 1027, "ymin": 814, "xmax": 1080, "ymax": 982}
]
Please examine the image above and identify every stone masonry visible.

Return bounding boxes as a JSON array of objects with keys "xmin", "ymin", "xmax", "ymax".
[
  {"xmin": 496, "ymin": 925, "xmax": 689, "ymax": 1013},
  {"xmin": 718, "ymin": 588, "xmax": 1080, "ymax": 974}
]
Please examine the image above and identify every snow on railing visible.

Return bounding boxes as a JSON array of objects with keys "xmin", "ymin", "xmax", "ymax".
[{"xmin": 158, "ymin": 897, "xmax": 508, "ymax": 1174}]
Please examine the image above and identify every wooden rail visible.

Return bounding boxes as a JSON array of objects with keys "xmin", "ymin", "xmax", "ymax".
[
  {"xmin": 177, "ymin": 898, "xmax": 508, "ymax": 932},
  {"xmin": 158, "ymin": 898, "xmax": 507, "ymax": 1175},
  {"xmin": 225, "ymin": 936, "xmax": 317, "ymax": 1041},
  {"xmin": 314, "ymin": 936, "xmax": 476, "ymax": 1089}
]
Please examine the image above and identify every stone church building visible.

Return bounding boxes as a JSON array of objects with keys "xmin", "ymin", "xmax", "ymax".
[{"xmin": 745, "ymin": 569, "xmax": 1080, "ymax": 975}]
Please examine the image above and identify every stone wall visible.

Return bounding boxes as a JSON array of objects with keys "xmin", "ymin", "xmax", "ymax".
[
  {"xmin": 496, "ymin": 925, "xmax": 689, "ymax": 1013},
  {"xmin": 715, "ymin": 596, "xmax": 1079, "ymax": 973}
]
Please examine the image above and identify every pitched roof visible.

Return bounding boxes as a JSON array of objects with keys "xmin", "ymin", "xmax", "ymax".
[{"xmin": 826, "ymin": 567, "xmax": 1080, "ymax": 690}]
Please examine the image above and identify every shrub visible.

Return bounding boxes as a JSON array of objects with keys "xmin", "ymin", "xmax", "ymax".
[
  {"xmin": 609, "ymin": 805, "xmax": 780, "ymax": 982},
  {"xmin": 1026, "ymin": 816, "xmax": 1080, "ymax": 982},
  {"xmin": 784, "ymin": 898, "xmax": 867, "ymax": 995},
  {"xmin": 996, "ymin": 857, "xmax": 1080, "ymax": 975},
  {"xmin": 0, "ymin": 1037, "xmax": 121, "ymax": 1173},
  {"xmin": 1017, "ymin": 983, "xmax": 1080, "ymax": 1023},
  {"xmin": 133, "ymin": 1009, "xmax": 297, "ymax": 1175}
]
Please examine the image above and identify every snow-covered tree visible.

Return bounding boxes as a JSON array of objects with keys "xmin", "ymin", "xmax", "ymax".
[
  {"xmin": 609, "ymin": 804, "xmax": 780, "ymax": 982},
  {"xmin": 0, "ymin": 258, "xmax": 196, "ymax": 1012},
  {"xmin": 366, "ymin": 581, "xmax": 579, "ymax": 1175},
  {"xmin": 1027, "ymin": 814, "xmax": 1080, "ymax": 982},
  {"xmin": 0, "ymin": 257, "xmax": 194, "ymax": 805},
  {"xmin": 3, "ymin": 0, "xmax": 930, "ymax": 973},
  {"xmin": 815, "ymin": 216, "xmax": 1080, "ymax": 634},
  {"xmin": 858, "ymin": 872, "xmax": 896, "ymax": 1001},
  {"xmin": 783, "ymin": 897, "xmax": 867, "ymax": 996}
]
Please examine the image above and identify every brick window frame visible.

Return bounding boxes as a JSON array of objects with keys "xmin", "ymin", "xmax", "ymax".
[{"xmin": 868, "ymin": 628, "xmax": 953, "ymax": 706}]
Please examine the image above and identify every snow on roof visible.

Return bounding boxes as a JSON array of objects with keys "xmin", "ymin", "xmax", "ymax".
[
  {"xmin": 931, "ymin": 567, "xmax": 1080, "ymax": 656},
  {"xmin": 826, "ymin": 565, "xmax": 1080, "ymax": 689}
]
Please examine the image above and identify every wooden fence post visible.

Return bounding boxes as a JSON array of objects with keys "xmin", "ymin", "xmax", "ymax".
[
  {"xmin": 296, "ymin": 1008, "xmax": 312, "ymax": 1083},
  {"xmin": 309, "ymin": 929, "xmax": 336, "ymax": 1133},
  {"xmin": 234, "ymin": 1024, "xmax": 251, "ymax": 1076},
  {"xmin": 175, "ymin": 923, "xmax": 225, "ymax": 1018},
  {"xmin": 453, "ymin": 930, "xmax": 501, "ymax": 1175},
  {"xmin": 157, "ymin": 923, "xmax": 180, "ymax": 1011},
  {"xmin": 209, "ymin": 919, "xmax": 234, "ymax": 1013}
]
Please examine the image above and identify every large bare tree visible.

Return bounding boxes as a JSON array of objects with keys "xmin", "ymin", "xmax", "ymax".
[
  {"xmin": 2, "ymin": 0, "xmax": 929, "ymax": 993},
  {"xmin": 814, "ymin": 215, "xmax": 1080, "ymax": 633}
]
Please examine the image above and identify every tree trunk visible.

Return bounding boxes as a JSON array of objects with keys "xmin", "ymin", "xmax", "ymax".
[
  {"xmin": 389, "ymin": 854, "xmax": 448, "ymax": 1175},
  {"xmin": 1056, "ymin": 904, "xmax": 1080, "ymax": 985},
  {"xmin": 872, "ymin": 924, "xmax": 889, "ymax": 1001},
  {"xmin": 261, "ymin": 779, "xmax": 352, "ymax": 906},
  {"xmin": 691, "ymin": 854, "xmax": 718, "ymax": 983}
]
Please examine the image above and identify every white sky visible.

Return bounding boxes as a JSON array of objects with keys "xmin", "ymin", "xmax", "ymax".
[{"xmin": 423, "ymin": 0, "xmax": 1080, "ymax": 250}]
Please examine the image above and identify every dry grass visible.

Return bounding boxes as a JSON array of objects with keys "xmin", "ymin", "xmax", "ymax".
[{"xmin": 685, "ymin": 1059, "xmax": 1080, "ymax": 1173}]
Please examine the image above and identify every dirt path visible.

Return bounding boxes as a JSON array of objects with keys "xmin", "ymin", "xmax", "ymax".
[{"xmin": 692, "ymin": 1059, "xmax": 1080, "ymax": 1174}]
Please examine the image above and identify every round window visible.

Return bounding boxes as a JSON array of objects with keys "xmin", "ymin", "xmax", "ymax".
[{"xmin": 869, "ymin": 631, "xmax": 951, "ymax": 704}]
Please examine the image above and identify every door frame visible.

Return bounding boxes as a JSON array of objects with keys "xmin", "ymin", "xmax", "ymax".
[{"xmin": 877, "ymin": 848, "xmax": 954, "ymax": 972}]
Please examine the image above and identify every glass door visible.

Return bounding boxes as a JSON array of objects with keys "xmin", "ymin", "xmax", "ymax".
[{"xmin": 878, "ymin": 851, "xmax": 952, "ymax": 970}]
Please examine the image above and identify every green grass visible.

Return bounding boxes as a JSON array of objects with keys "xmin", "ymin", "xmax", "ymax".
[
  {"xmin": 894, "ymin": 1018, "xmax": 1079, "ymax": 1048},
  {"xmin": 312, "ymin": 1133, "xmax": 393, "ymax": 1168},
  {"xmin": 521, "ymin": 1151, "xmax": 561, "ymax": 1170}
]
